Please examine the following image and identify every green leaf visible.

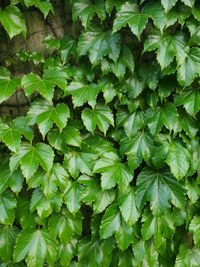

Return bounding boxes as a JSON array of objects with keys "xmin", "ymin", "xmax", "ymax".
[
  {"xmin": 145, "ymin": 103, "xmax": 178, "ymax": 135},
  {"xmin": 72, "ymin": 0, "xmax": 105, "ymax": 28},
  {"xmin": 0, "ymin": 191, "xmax": 17, "ymax": 225},
  {"xmin": 59, "ymin": 239, "xmax": 78, "ymax": 266},
  {"xmin": 0, "ymin": 67, "xmax": 21, "ymax": 103},
  {"xmin": 177, "ymin": 47, "xmax": 200, "ymax": 86},
  {"xmin": 64, "ymin": 147, "xmax": 97, "ymax": 179},
  {"xmin": 115, "ymin": 220, "xmax": 134, "ymax": 251},
  {"xmin": 0, "ymin": 225, "xmax": 19, "ymax": 262},
  {"xmin": 0, "ymin": 6, "xmax": 26, "ymax": 38},
  {"xmin": 175, "ymin": 245, "xmax": 200, "ymax": 267},
  {"xmin": 141, "ymin": 209, "xmax": 175, "ymax": 249},
  {"xmin": 77, "ymin": 27, "xmax": 120, "ymax": 65},
  {"xmin": 65, "ymin": 182, "xmax": 83, "ymax": 214},
  {"xmin": 165, "ymin": 140, "xmax": 190, "ymax": 180},
  {"xmin": 120, "ymin": 130, "xmax": 153, "ymax": 170},
  {"xmin": 93, "ymin": 153, "xmax": 132, "ymax": 192},
  {"xmin": 135, "ymin": 167, "xmax": 185, "ymax": 215},
  {"xmin": 0, "ymin": 117, "xmax": 33, "ymax": 152},
  {"xmin": 189, "ymin": 216, "xmax": 200, "ymax": 246},
  {"xmin": 27, "ymin": 100, "xmax": 70, "ymax": 138},
  {"xmin": 175, "ymin": 88, "xmax": 200, "ymax": 117},
  {"xmin": 10, "ymin": 142, "xmax": 54, "ymax": 178},
  {"xmin": 22, "ymin": 69, "xmax": 67, "ymax": 101},
  {"xmin": 100, "ymin": 204, "xmax": 121, "ymax": 239},
  {"xmin": 49, "ymin": 213, "xmax": 81, "ymax": 244},
  {"xmin": 13, "ymin": 228, "xmax": 57, "ymax": 267},
  {"xmin": 82, "ymin": 104, "xmax": 114, "ymax": 135},
  {"xmin": 161, "ymin": 0, "xmax": 177, "ymax": 12},
  {"xmin": 119, "ymin": 189, "xmax": 140, "ymax": 225},
  {"xmin": 113, "ymin": 3, "xmax": 148, "ymax": 39},
  {"xmin": 144, "ymin": 31, "xmax": 186, "ymax": 69},
  {"xmin": 67, "ymin": 81, "xmax": 100, "ymax": 108},
  {"xmin": 24, "ymin": 0, "xmax": 53, "ymax": 18}
]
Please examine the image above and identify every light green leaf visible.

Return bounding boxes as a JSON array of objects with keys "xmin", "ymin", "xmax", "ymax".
[
  {"xmin": 161, "ymin": 0, "xmax": 177, "ymax": 12},
  {"xmin": 22, "ymin": 69, "xmax": 67, "ymax": 101},
  {"xmin": 72, "ymin": 0, "xmax": 105, "ymax": 28},
  {"xmin": 166, "ymin": 140, "xmax": 190, "ymax": 180},
  {"xmin": 120, "ymin": 130, "xmax": 154, "ymax": 170},
  {"xmin": 100, "ymin": 204, "xmax": 121, "ymax": 239},
  {"xmin": 145, "ymin": 103, "xmax": 178, "ymax": 135},
  {"xmin": 177, "ymin": 47, "xmax": 200, "ymax": 86},
  {"xmin": 82, "ymin": 104, "xmax": 114, "ymax": 135},
  {"xmin": 27, "ymin": 100, "xmax": 70, "ymax": 138},
  {"xmin": 115, "ymin": 220, "xmax": 134, "ymax": 251},
  {"xmin": 119, "ymin": 189, "xmax": 140, "ymax": 225},
  {"xmin": 135, "ymin": 167, "xmax": 185, "ymax": 215},
  {"xmin": 65, "ymin": 182, "xmax": 83, "ymax": 214},
  {"xmin": 0, "ymin": 117, "xmax": 33, "ymax": 152},
  {"xmin": 67, "ymin": 81, "xmax": 100, "ymax": 108},
  {"xmin": 0, "ymin": 225, "xmax": 19, "ymax": 262},
  {"xmin": 175, "ymin": 245, "xmax": 200, "ymax": 267},
  {"xmin": 13, "ymin": 228, "xmax": 57, "ymax": 267},
  {"xmin": 113, "ymin": 3, "xmax": 148, "ymax": 39},
  {"xmin": 77, "ymin": 27, "xmax": 120, "ymax": 65},
  {"xmin": 24, "ymin": 0, "xmax": 53, "ymax": 18},
  {"xmin": 0, "ymin": 6, "xmax": 26, "ymax": 38},
  {"xmin": 0, "ymin": 191, "xmax": 17, "ymax": 225},
  {"xmin": 144, "ymin": 31, "xmax": 186, "ymax": 69},
  {"xmin": 0, "ymin": 67, "xmax": 20, "ymax": 103},
  {"xmin": 93, "ymin": 153, "xmax": 132, "ymax": 192},
  {"xmin": 175, "ymin": 88, "xmax": 200, "ymax": 117},
  {"xmin": 189, "ymin": 216, "xmax": 200, "ymax": 246},
  {"xmin": 141, "ymin": 209, "xmax": 175, "ymax": 249},
  {"xmin": 10, "ymin": 142, "xmax": 54, "ymax": 178}
]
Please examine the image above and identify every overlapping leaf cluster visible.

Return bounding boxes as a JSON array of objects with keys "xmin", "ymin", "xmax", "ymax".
[{"xmin": 0, "ymin": 0, "xmax": 200, "ymax": 266}]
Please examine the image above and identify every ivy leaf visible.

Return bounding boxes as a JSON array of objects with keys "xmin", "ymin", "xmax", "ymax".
[
  {"xmin": 10, "ymin": 142, "xmax": 54, "ymax": 178},
  {"xmin": 93, "ymin": 153, "xmax": 132, "ymax": 192},
  {"xmin": 175, "ymin": 245, "xmax": 200, "ymax": 267},
  {"xmin": 13, "ymin": 228, "xmax": 57, "ymax": 267},
  {"xmin": 29, "ymin": 163, "xmax": 69, "ymax": 198},
  {"xmin": 72, "ymin": 0, "xmax": 105, "ymax": 28},
  {"xmin": 64, "ymin": 147, "xmax": 97, "ymax": 179},
  {"xmin": 189, "ymin": 216, "xmax": 200, "ymax": 246},
  {"xmin": 0, "ymin": 225, "xmax": 19, "ymax": 262},
  {"xmin": 113, "ymin": 3, "xmax": 148, "ymax": 39},
  {"xmin": 77, "ymin": 27, "xmax": 120, "ymax": 65},
  {"xmin": 119, "ymin": 189, "xmax": 140, "ymax": 225},
  {"xmin": 120, "ymin": 130, "xmax": 154, "ymax": 170},
  {"xmin": 100, "ymin": 204, "xmax": 121, "ymax": 239},
  {"xmin": 0, "ymin": 117, "xmax": 33, "ymax": 152},
  {"xmin": 165, "ymin": 140, "xmax": 190, "ymax": 180},
  {"xmin": 0, "ymin": 67, "xmax": 21, "ymax": 103},
  {"xmin": 135, "ymin": 167, "xmax": 185, "ymax": 215},
  {"xmin": 161, "ymin": 0, "xmax": 177, "ymax": 13},
  {"xmin": 141, "ymin": 209, "xmax": 175, "ymax": 249},
  {"xmin": 49, "ymin": 212, "xmax": 82, "ymax": 244},
  {"xmin": 145, "ymin": 103, "xmax": 178, "ymax": 135},
  {"xmin": 0, "ymin": 6, "xmax": 26, "ymax": 38},
  {"xmin": 177, "ymin": 47, "xmax": 200, "ymax": 86},
  {"xmin": 0, "ymin": 191, "xmax": 17, "ymax": 225},
  {"xmin": 22, "ymin": 69, "xmax": 67, "ymax": 101},
  {"xmin": 67, "ymin": 81, "xmax": 101, "ymax": 108},
  {"xmin": 59, "ymin": 239, "xmax": 78, "ymax": 266},
  {"xmin": 175, "ymin": 88, "xmax": 200, "ymax": 117},
  {"xmin": 82, "ymin": 104, "xmax": 114, "ymax": 135},
  {"xmin": 65, "ymin": 182, "xmax": 83, "ymax": 215},
  {"xmin": 144, "ymin": 31, "xmax": 186, "ymax": 69},
  {"xmin": 115, "ymin": 220, "xmax": 134, "ymax": 251},
  {"xmin": 27, "ymin": 100, "xmax": 70, "ymax": 138},
  {"xmin": 24, "ymin": 0, "xmax": 53, "ymax": 18}
]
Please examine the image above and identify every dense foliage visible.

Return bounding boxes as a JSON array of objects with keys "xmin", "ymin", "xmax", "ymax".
[{"xmin": 0, "ymin": 0, "xmax": 200, "ymax": 266}]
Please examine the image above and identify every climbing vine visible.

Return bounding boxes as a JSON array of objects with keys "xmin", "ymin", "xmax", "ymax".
[{"xmin": 0, "ymin": 0, "xmax": 200, "ymax": 266}]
